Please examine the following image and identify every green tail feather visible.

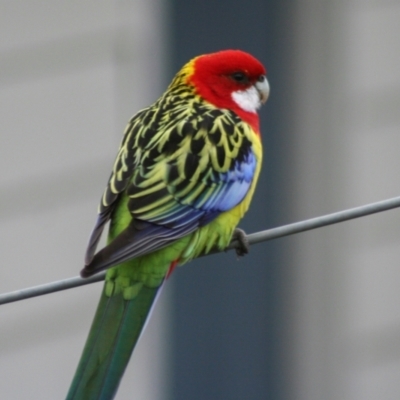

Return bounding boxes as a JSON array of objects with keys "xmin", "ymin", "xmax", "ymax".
[{"xmin": 66, "ymin": 283, "xmax": 160, "ymax": 400}]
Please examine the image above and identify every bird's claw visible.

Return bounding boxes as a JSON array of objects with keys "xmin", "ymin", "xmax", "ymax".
[{"xmin": 232, "ymin": 228, "xmax": 249, "ymax": 257}]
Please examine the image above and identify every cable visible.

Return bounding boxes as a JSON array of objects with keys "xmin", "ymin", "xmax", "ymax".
[{"xmin": 1, "ymin": 194, "xmax": 400, "ymax": 306}]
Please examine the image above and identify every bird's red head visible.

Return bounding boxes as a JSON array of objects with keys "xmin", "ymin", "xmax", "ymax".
[{"xmin": 186, "ymin": 50, "xmax": 269, "ymax": 131}]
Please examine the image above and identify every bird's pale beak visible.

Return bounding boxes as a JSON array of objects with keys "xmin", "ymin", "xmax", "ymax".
[{"xmin": 255, "ymin": 76, "xmax": 270, "ymax": 104}]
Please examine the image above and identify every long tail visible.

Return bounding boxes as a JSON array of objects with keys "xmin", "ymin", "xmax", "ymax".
[{"xmin": 66, "ymin": 282, "xmax": 161, "ymax": 400}]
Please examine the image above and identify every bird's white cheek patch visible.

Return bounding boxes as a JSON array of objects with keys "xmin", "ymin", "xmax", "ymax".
[{"xmin": 231, "ymin": 86, "xmax": 260, "ymax": 113}]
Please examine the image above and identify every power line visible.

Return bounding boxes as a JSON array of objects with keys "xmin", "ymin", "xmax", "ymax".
[
  {"xmin": 1, "ymin": 194, "xmax": 400, "ymax": 306},
  {"xmin": 0, "ymin": 273, "xmax": 105, "ymax": 306}
]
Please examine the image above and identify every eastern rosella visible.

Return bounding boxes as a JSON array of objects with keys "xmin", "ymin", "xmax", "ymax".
[{"xmin": 67, "ymin": 49, "xmax": 269, "ymax": 400}]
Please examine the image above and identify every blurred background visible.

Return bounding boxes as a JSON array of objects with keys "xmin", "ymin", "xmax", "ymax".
[{"xmin": 1, "ymin": 1, "xmax": 400, "ymax": 399}]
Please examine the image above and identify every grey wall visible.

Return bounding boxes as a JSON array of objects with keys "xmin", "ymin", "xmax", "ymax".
[{"xmin": 168, "ymin": 1, "xmax": 295, "ymax": 399}]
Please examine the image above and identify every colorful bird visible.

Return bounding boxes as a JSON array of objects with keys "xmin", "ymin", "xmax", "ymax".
[{"xmin": 66, "ymin": 49, "xmax": 269, "ymax": 400}]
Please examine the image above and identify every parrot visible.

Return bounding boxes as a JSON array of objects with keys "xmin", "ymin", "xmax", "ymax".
[{"xmin": 66, "ymin": 49, "xmax": 269, "ymax": 400}]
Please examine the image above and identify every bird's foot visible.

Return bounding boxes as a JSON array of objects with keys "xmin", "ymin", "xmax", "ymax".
[{"xmin": 232, "ymin": 228, "xmax": 249, "ymax": 257}]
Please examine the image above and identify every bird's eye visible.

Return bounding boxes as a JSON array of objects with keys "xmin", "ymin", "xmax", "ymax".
[
  {"xmin": 258, "ymin": 75, "xmax": 266, "ymax": 82},
  {"xmin": 231, "ymin": 72, "xmax": 248, "ymax": 83}
]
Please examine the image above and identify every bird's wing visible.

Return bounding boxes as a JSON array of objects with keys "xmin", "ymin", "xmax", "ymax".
[
  {"xmin": 84, "ymin": 109, "xmax": 148, "ymax": 265},
  {"xmin": 83, "ymin": 107, "xmax": 258, "ymax": 275}
]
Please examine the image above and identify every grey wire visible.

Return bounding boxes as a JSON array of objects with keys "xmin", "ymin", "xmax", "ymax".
[
  {"xmin": 0, "ymin": 273, "xmax": 105, "ymax": 305},
  {"xmin": 1, "ymin": 194, "xmax": 400, "ymax": 306}
]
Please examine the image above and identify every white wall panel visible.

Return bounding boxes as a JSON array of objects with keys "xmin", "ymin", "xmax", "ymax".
[
  {"xmin": 0, "ymin": 1, "xmax": 170, "ymax": 399},
  {"xmin": 291, "ymin": 1, "xmax": 400, "ymax": 399}
]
